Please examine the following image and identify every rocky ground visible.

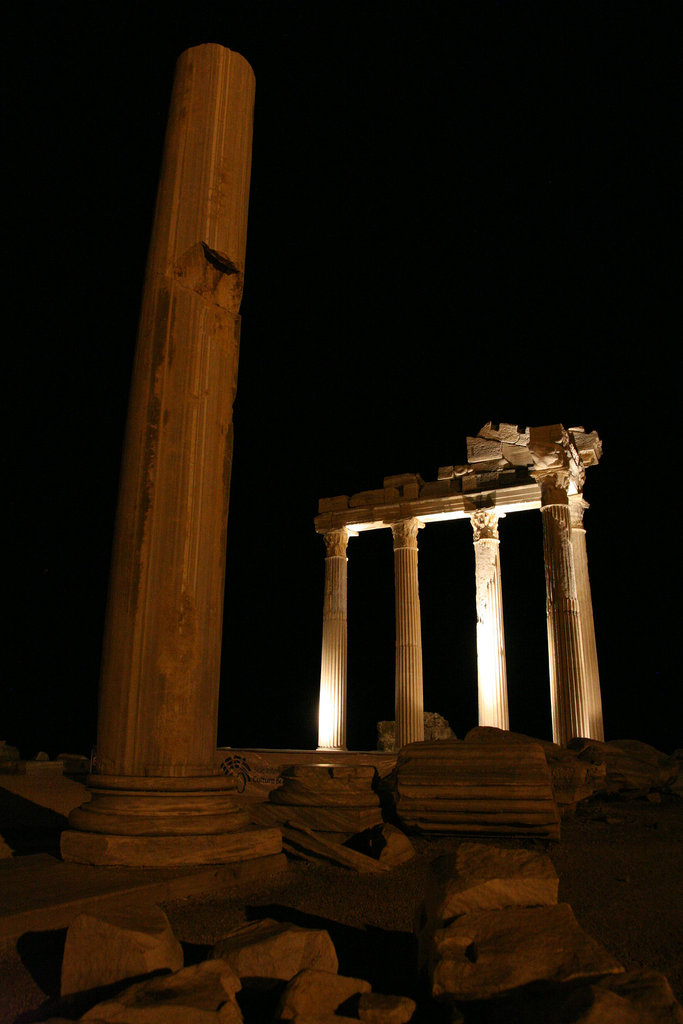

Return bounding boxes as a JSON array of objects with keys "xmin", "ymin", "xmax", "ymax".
[{"xmin": 1, "ymin": 792, "xmax": 679, "ymax": 1022}]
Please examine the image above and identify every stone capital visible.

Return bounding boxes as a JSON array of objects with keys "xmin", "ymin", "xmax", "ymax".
[
  {"xmin": 533, "ymin": 468, "xmax": 572, "ymax": 506},
  {"xmin": 470, "ymin": 509, "xmax": 505, "ymax": 542},
  {"xmin": 391, "ymin": 518, "xmax": 424, "ymax": 550},
  {"xmin": 322, "ymin": 527, "xmax": 351, "ymax": 558},
  {"xmin": 568, "ymin": 494, "xmax": 590, "ymax": 530}
]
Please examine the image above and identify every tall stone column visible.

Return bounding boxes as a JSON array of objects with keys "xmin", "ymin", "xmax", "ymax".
[
  {"xmin": 470, "ymin": 510, "xmax": 509, "ymax": 730},
  {"xmin": 569, "ymin": 495, "xmax": 605, "ymax": 740},
  {"xmin": 392, "ymin": 519, "xmax": 425, "ymax": 749},
  {"xmin": 317, "ymin": 528, "xmax": 351, "ymax": 750},
  {"xmin": 535, "ymin": 471, "xmax": 591, "ymax": 746},
  {"xmin": 62, "ymin": 45, "xmax": 280, "ymax": 866}
]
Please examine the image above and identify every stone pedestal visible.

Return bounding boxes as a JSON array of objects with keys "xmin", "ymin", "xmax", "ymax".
[
  {"xmin": 536, "ymin": 472, "xmax": 590, "ymax": 746},
  {"xmin": 317, "ymin": 529, "xmax": 351, "ymax": 750},
  {"xmin": 392, "ymin": 519, "xmax": 425, "ymax": 749},
  {"xmin": 62, "ymin": 44, "xmax": 280, "ymax": 865},
  {"xmin": 471, "ymin": 510, "xmax": 509, "ymax": 730},
  {"xmin": 569, "ymin": 496, "xmax": 605, "ymax": 741}
]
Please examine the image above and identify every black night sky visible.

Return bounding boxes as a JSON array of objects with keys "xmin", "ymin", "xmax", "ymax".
[{"xmin": 3, "ymin": 4, "xmax": 678, "ymax": 758}]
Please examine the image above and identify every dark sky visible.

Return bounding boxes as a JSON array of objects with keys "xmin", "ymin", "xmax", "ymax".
[{"xmin": 3, "ymin": 3, "xmax": 678, "ymax": 758}]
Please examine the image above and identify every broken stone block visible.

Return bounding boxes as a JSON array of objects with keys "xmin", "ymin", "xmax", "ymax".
[
  {"xmin": 429, "ymin": 903, "xmax": 623, "ymax": 1003},
  {"xmin": 82, "ymin": 957, "xmax": 242, "ymax": 1022},
  {"xmin": 358, "ymin": 991, "xmax": 417, "ymax": 1022},
  {"xmin": 589, "ymin": 969, "xmax": 683, "ymax": 1023},
  {"xmin": 347, "ymin": 823, "xmax": 415, "ymax": 867},
  {"xmin": 501, "ymin": 442, "xmax": 534, "ymax": 465},
  {"xmin": 212, "ymin": 918, "xmax": 338, "ymax": 984},
  {"xmin": 395, "ymin": 737, "xmax": 560, "ymax": 839},
  {"xmin": 568, "ymin": 738, "xmax": 676, "ymax": 796},
  {"xmin": 262, "ymin": 764, "xmax": 383, "ymax": 833},
  {"xmin": 477, "ymin": 422, "xmax": 522, "ymax": 444},
  {"xmin": 61, "ymin": 904, "xmax": 184, "ymax": 996},
  {"xmin": 276, "ymin": 968, "xmax": 371, "ymax": 1019},
  {"xmin": 416, "ymin": 842, "xmax": 558, "ymax": 969},
  {"xmin": 349, "ymin": 488, "xmax": 387, "ymax": 508},
  {"xmin": 57, "ymin": 752, "xmax": 90, "ymax": 775},
  {"xmin": 318, "ymin": 495, "xmax": 349, "ymax": 512},
  {"xmin": 466, "ymin": 436, "xmax": 503, "ymax": 463},
  {"xmin": 0, "ymin": 740, "xmax": 20, "ymax": 762},
  {"xmin": 570, "ymin": 427, "xmax": 603, "ymax": 467},
  {"xmin": 378, "ymin": 712, "xmax": 455, "ymax": 752}
]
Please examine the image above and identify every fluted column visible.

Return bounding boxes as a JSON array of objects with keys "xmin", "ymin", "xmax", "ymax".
[
  {"xmin": 569, "ymin": 495, "xmax": 605, "ymax": 740},
  {"xmin": 392, "ymin": 519, "xmax": 425, "ymax": 749},
  {"xmin": 470, "ymin": 510, "xmax": 509, "ymax": 730},
  {"xmin": 536, "ymin": 471, "xmax": 590, "ymax": 746},
  {"xmin": 60, "ymin": 46, "xmax": 282, "ymax": 866},
  {"xmin": 317, "ymin": 528, "xmax": 351, "ymax": 750}
]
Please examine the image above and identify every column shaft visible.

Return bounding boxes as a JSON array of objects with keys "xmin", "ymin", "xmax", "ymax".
[
  {"xmin": 540, "ymin": 501, "xmax": 591, "ymax": 745},
  {"xmin": 392, "ymin": 520, "xmax": 425, "ymax": 749},
  {"xmin": 471, "ymin": 511, "xmax": 509, "ymax": 729},
  {"xmin": 317, "ymin": 529, "xmax": 350, "ymax": 750},
  {"xmin": 569, "ymin": 499, "xmax": 605, "ymax": 740}
]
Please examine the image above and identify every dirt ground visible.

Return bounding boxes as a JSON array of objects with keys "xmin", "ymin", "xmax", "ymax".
[{"xmin": 1, "ymin": 792, "xmax": 680, "ymax": 1023}]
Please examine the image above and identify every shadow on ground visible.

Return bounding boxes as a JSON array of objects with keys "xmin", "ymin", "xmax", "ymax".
[{"xmin": 0, "ymin": 788, "xmax": 67, "ymax": 857}]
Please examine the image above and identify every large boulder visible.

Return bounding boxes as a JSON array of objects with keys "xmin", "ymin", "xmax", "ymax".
[
  {"xmin": 61, "ymin": 904, "xmax": 183, "ymax": 996},
  {"xmin": 358, "ymin": 991, "xmax": 417, "ymax": 1022},
  {"xmin": 394, "ymin": 734, "xmax": 560, "ymax": 839},
  {"xmin": 429, "ymin": 902, "xmax": 623, "ymax": 1003},
  {"xmin": 212, "ymin": 918, "xmax": 338, "ymax": 984},
  {"xmin": 276, "ymin": 968, "xmax": 371, "ymax": 1019},
  {"xmin": 82, "ymin": 958, "xmax": 242, "ymax": 1022}
]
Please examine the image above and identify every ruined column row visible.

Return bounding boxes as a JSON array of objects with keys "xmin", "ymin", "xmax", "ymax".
[{"xmin": 316, "ymin": 489, "xmax": 604, "ymax": 751}]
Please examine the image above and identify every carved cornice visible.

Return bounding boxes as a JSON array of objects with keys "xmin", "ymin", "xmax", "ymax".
[
  {"xmin": 323, "ymin": 527, "xmax": 350, "ymax": 558},
  {"xmin": 470, "ymin": 509, "xmax": 504, "ymax": 541},
  {"xmin": 391, "ymin": 518, "xmax": 423, "ymax": 550}
]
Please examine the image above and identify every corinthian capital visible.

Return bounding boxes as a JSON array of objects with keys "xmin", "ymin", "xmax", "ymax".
[
  {"xmin": 391, "ymin": 518, "xmax": 423, "ymax": 550},
  {"xmin": 568, "ymin": 494, "xmax": 589, "ymax": 529},
  {"xmin": 470, "ymin": 509, "xmax": 504, "ymax": 541},
  {"xmin": 532, "ymin": 468, "xmax": 571, "ymax": 506},
  {"xmin": 322, "ymin": 528, "xmax": 350, "ymax": 558}
]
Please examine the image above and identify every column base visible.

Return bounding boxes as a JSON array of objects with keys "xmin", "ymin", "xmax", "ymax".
[
  {"xmin": 316, "ymin": 746, "xmax": 347, "ymax": 752},
  {"xmin": 61, "ymin": 773, "xmax": 282, "ymax": 866},
  {"xmin": 60, "ymin": 825, "xmax": 282, "ymax": 867}
]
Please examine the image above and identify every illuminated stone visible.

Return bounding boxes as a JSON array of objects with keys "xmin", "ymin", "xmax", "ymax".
[
  {"xmin": 470, "ymin": 510, "xmax": 509, "ymax": 731},
  {"xmin": 569, "ymin": 495, "xmax": 605, "ymax": 740},
  {"xmin": 317, "ymin": 528, "xmax": 352, "ymax": 750},
  {"xmin": 62, "ymin": 44, "xmax": 280, "ymax": 866},
  {"xmin": 391, "ymin": 519, "xmax": 425, "ymax": 748}
]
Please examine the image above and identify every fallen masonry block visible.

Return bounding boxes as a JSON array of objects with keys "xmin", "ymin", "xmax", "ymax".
[
  {"xmin": 212, "ymin": 917, "xmax": 338, "ymax": 984},
  {"xmin": 358, "ymin": 991, "xmax": 417, "ymax": 1022},
  {"xmin": 395, "ymin": 737, "xmax": 560, "ymax": 839},
  {"xmin": 61, "ymin": 903, "xmax": 183, "ymax": 997},
  {"xmin": 429, "ymin": 902, "xmax": 623, "ymax": 1003},
  {"xmin": 82, "ymin": 957, "xmax": 242, "ymax": 1022},
  {"xmin": 280, "ymin": 822, "xmax": 391, "ymax": 873}
]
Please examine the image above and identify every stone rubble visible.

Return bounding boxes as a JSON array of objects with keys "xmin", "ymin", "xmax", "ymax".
[
  {"xmin": 212, "ymin": 918, "xmax": 338, "ymax": 983},
  {"xmin": 61, "ymin": 904, "xmax": 184, "ymax": 997},
  {"xmin": 254, "ymin": 764, "xmax": 383, "ymax": 835},
  {"xmin": 276, "ymin": 968, "xmax": 371, "ymax": 1019},
  {"xmin": 377, "ymin": 712, "xmax": 455, "ymax": 751}
]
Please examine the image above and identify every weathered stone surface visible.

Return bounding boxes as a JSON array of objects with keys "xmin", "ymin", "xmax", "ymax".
[
  {"xmin": 0, "ymin": 741, "xmax": 20, "ymax": 763},
  {"xmin": 61, "ymin": 825, "xmax": 281, "ymax": 867},
  {"xmin": 82, "ymin": 958, "xmax": 242, "ymax": 1022},
  {"xmin": 375, "ymin": 824, "xmax": 415, "ymax": 866},
  {"xmin": 430, "ymin": 903, "xmax": 623, "ymax": 1002},
  {"xmin": 569, "ymin": 738, "xmax": 677, "ymax": 795},
  {"xmin": 395, "ymin": 737, "xmax": 560, "ymax": 839},
  {"xmin": 277, "ymin": 968, "xmax": 371, "ymax": 1019},
  {"xmin": 263, "ymin": 764, "xmax": 383, "ymax": 833},
  {"xmin": 358, "ymin": 991, "xmax": 417, "ymax": 1022},
  {"xmin": 61, "ymin": 904, "xmax": 183, "ymax": 996},
  {"xmin": 57, "ymin": 753, "xmax": 90, "ymax": 774},
  {"xmin": 378, "ymin": 711, "xmax": 455, "ymax": 750},
  {"xmin": 590, "ymin": 970, "xmax": 683, "ymax": 1023},
  {"xmin": 212, "ymin": 918, "xmax": 338, "ymax": 983}
]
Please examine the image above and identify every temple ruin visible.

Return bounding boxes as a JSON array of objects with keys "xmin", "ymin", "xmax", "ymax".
[{"xmin": 315, "ymin": 422, "xmax": 604, "ymax": 750}]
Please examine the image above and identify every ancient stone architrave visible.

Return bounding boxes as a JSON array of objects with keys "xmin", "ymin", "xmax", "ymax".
[
  {"xmin": 470, "ymin": 509, "xmax": 509, "ymax": 730},
  {"xmin": 314, "ymin": 423, "xmax": 604, "ymax": 749},
  {"xmin": 61, "ymin": 44, "xmax": 280, "ymax": 866},
  {"xmin": 318, "ymin": 528, "xmax": 352, "ymax": 750},
  {"xmin": 391, "ymin": 518, "xmax": 426, "ymax": 748},
  {"xmin": 569, "ymin": 495, "xmax": 605, "ymax": 741}
]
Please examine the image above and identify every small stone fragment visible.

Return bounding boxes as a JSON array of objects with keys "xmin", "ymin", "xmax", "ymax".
[
  {"xmin": 277, "ymin": 968, "xmax": 371, "ymax": 1019},
  {"xmin": 358, "ymin": 991, "xmax": 417, "ymax": 1022},
  {"xmin": 212, "ymin": 918, "xmax": 338, "ymax": 984},
  {"xmin": 61, "ymin": 904, "xmax": 184, "ymax": 996}
]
